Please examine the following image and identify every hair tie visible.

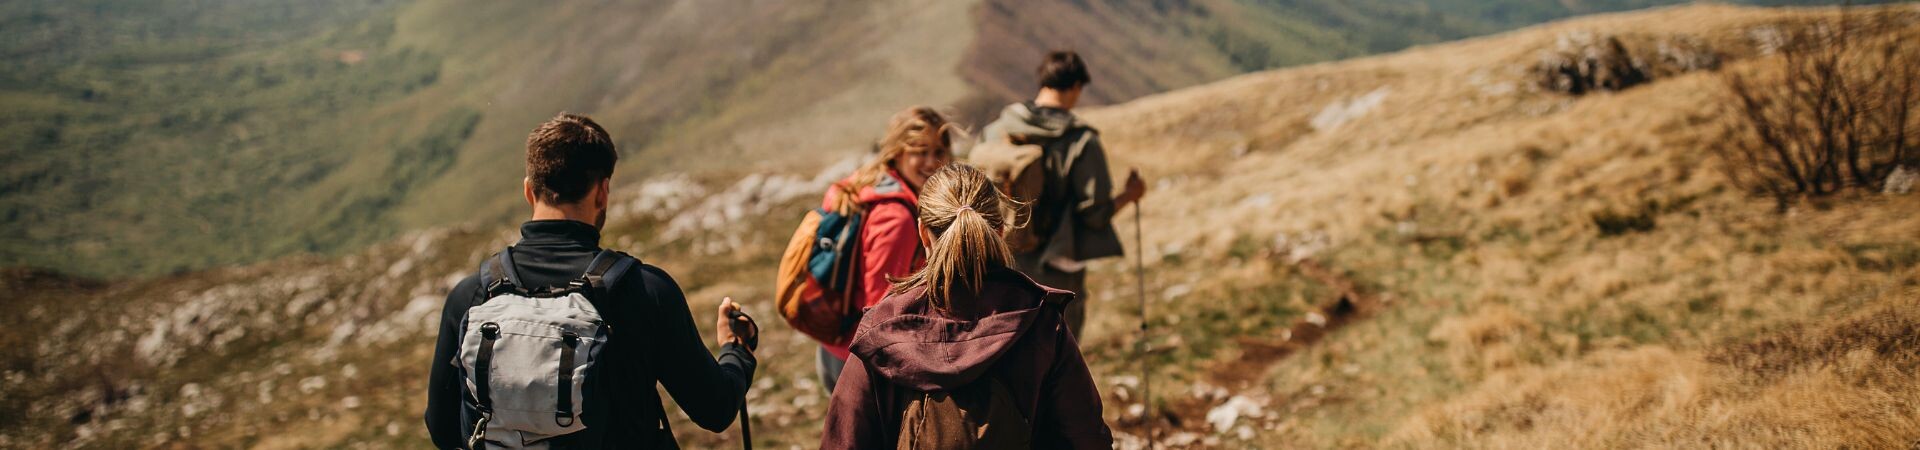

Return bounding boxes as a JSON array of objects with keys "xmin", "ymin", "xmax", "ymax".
[{"xmin": 957, "ymin": 206, "xmax": 973, "ymax": 212}]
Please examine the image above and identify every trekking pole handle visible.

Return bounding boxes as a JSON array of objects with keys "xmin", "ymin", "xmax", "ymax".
[
  {"xmin": 726, "ymin": 309, "xmax": 755, "ymax": 450},
  {"xmin": 728, "ymin": 309, "xmax": 760, "ymax": 351}
]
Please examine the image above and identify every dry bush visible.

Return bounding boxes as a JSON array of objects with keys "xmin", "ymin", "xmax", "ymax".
[{"xmin": 1719, "ymin": 9, "xmax": 1920, "ymax": 206}]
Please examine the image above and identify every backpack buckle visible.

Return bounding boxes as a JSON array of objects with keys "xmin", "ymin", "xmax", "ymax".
[{"xmin": 467, "ymin": 414, "xmax": 491, "ymax": 449}]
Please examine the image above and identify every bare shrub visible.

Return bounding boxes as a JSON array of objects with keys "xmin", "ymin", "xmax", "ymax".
[{"xmin": 1718, "ymin": 7, "xmax": 1920, "ymax": 206}]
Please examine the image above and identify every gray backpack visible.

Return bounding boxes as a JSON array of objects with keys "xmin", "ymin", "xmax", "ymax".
[{"xmin": 459, "ymin": 248, "xmax": 634, "ymax": 449}]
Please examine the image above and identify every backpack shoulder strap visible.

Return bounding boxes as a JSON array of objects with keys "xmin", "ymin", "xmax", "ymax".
[
  {"xmin": 1058, "ymin": 127, "xmax": 1097, "ymax": 176},
  {"xmin": 580, "ymin": 249, "xmax": 674, "ymax": 438},
  {"xmin": 575, "ymin": 249, "xmax": 639, "ymax": 292},
  {"xmin": 478, "ymin": 247, "xmax": 526, "ymax": 300}
]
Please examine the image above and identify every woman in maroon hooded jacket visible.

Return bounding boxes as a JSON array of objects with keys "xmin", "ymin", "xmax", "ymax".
[
  {"xmin": 820, "ymin": 164, "xmax": 1113, "ymax": 449},
  {"xmin": 815, "ymin": 106, "xmax": 956, "ymax": 393}
]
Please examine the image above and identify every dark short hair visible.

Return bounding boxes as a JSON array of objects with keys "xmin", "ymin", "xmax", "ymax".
[
  {"xmin": 525, "ymin": 113, "xmax": 618, "ymax": 204},
  {"xmin": 1036, "ymin": 50, "xmax": 1091, "ymax": 90}
]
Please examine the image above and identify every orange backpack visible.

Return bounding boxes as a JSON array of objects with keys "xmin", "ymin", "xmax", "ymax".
[{"xmin": 775, "ymin": 206, "xmax": 866, "ymax": 346}]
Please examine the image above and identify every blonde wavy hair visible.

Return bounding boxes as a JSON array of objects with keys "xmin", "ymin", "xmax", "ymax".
[{"xmin": 833, "ymin": 106, "xmax": 959, "ymax": 213}]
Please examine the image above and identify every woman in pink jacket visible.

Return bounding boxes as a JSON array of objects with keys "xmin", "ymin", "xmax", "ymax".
[{"xmin": 816, "ymin": 106, "xmax": 956, "ymax": 393}]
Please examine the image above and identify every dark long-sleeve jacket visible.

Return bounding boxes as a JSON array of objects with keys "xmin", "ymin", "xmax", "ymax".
[
  {"xmin": 818, "ymin": 268, "xmax": 1113, "ymax": 449},
  {"xmin": 424, "ymin": 220, "xmax": 755, "ymax": 449}
]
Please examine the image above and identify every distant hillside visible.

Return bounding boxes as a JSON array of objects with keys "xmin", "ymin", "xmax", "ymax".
[
  {"xmin": 5, "ymin": 4, "xmax": 1917, "ymax": 448},
  {"xmin": 0, "ymin": 0, "xmax": 1866, "ymax": 277}
]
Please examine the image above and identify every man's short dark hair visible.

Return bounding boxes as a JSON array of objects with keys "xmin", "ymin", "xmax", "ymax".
[
  {"xmin": 1036, "ymin": 50, "xmax": 1092, "ymax": 90},
  {"xmin": 525, "ymin": 113, "xmax": 618, "ymax": 205}
]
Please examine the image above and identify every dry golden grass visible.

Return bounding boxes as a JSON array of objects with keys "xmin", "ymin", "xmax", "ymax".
[
  {"xmin": 1390, "ymin": 291, "xmax": 1920, "ymax": 449},
  {"xmin": 1065, "ymin": 4, "xmax": 1920, "ymax": 447}
]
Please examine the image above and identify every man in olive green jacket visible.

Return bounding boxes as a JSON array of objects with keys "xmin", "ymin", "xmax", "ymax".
[{"xmin": 977, "ymin": 50, "xmax": 1147, "ymax": 339}]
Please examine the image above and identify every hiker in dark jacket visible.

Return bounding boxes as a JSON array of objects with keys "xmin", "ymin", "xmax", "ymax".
[
  {"xmin": 424, "ymin": 113, "xmax": 757, "ymax": 449},
  {"xmin": 977, "ymin": 50, "xmax": 1147, "ymax": 339},
  {"xmin": 814, "ymin": 106, "xmax": 957, "ymax": 394},
  {"xmin": 819, "ymin": 164, "xmax": 1113, "ymax": 449}
]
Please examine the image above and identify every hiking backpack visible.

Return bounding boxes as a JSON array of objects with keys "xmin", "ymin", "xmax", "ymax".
[
  {"xmin": 969, "ymin": 128, "xmax": 1094, "ymax": 254},
  {"xmin": 775, "ymin": 206, "xmax": 866, "ymax": 346},
  {"xmin": 458, "ymin": 248, "xmax": 635, "ymax": 449},
  {"xmin": 896, "ymin": 376, "xmax": 1033, "ymax": 450}
]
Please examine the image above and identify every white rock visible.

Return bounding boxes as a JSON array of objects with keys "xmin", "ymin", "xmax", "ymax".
[
  {"xmin": 1885, "ymin": 166, "xmax": 1914, "ymax": 195},
  {"xmin": 386, "ymin": 257, "xmax": 416, "ymax": 279},
  {"xmin": 1311, "ymin": 87, "xmax": 1391, "ymax": 131},
  {"xmin": 257, "ymin": 381, "xmax": 275, "ymax": 405},
  {"xmin": 1206, "ymin": 395, "xmax": 1268, "ymax": 432},
  {"xmin": 299, "ymin": 376, "xmax": 327, "ymax": 394},
  {"xmin": 1164, "ymin": 431, "xmax": 1202, "ymax": 446},
  {"xmin": 1189, "ymin": 383, "xmax": 1228, "ymax": 402},
  {"xmin": 1237, "ymin": 194, "xmax": 1273, "ymax": 210}
]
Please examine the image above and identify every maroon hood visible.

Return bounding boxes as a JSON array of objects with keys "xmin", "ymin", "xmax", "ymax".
[{"xmin": 847, "ymin": 268, "xmax": 1073, "ymax": 391}]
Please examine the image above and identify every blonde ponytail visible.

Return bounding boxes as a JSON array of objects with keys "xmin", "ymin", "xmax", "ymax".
[{"xmin": 890, "ymin": 164, "xmax": 1017, "ymax": 309}]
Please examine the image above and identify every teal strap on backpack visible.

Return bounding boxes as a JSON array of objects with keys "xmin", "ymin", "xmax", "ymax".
[{"xmin": 807, "ymin": 208, "xmax": 863, "ymax": 292}]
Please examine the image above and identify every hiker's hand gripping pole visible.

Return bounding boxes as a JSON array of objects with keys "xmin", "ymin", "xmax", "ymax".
[
  {"xmin": 717, "ymin": 297, "xmax": 758, "ymax": 350},
  {"xmin": 724, "ymin": 301, "xmax": 758, "ymax": 450}
]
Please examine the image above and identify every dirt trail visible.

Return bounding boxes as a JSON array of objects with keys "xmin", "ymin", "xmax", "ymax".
[
  {"xmin": 1212, "ymin": 259, "xmax": 1381, "ymax": 386},
  {"xmin": 1116, "ymin": 258, "xmax": 1387, "ymax": 443}
]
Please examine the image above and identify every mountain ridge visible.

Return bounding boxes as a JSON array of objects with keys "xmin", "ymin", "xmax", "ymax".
[{"xmin": 0, "ymin": 0, "xmax": 1861, "ymax": 277}]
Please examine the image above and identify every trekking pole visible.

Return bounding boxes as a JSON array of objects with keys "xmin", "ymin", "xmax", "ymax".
[
  {"xmin": 728, "ymin": 309, "xmax": 758, "ymax": 450},
  {"xmin": 738, "ymin": 399, "xmax": 752, "ymax": 450},
  {"xmin": 1133, "ymin": 202, "xmax": 1153, "ymax": 449}
]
